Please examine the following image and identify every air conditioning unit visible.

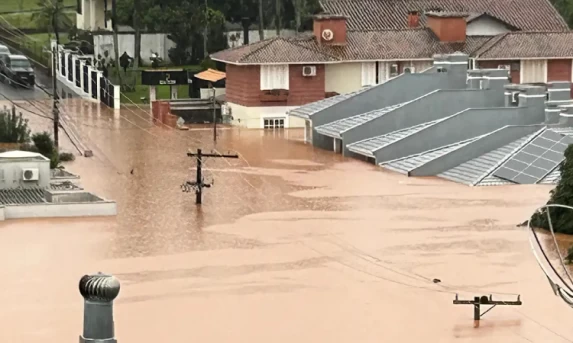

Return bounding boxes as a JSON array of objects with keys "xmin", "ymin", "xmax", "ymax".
[
  {"xmin": 511, "ymin": 92, "xmax": 519, "ymax": 105},
  {"xmin": 498, "ymin": 65, "xmax": 511, "ymax": 70},
  {"xmin": 302, "ymin": 66, "xmax": 317, "ymax": 77},
  {"xmin": 403, "ymin": 66, "xmax": 416, "ymax": 74},
  {"xmin": 22, "ymin": 168, "xmax": 39, "ymax": 181},
  {"xmin": 437, "ymin": 67, "xmax": 447, "ymax": 73}
]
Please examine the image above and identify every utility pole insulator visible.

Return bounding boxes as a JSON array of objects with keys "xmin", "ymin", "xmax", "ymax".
[
  {"xmin": 453, "ymin": 294, "xmax": 522, "ymax": 328},
  {"xmin": 183, "ymin": 148, "xmax": 239, "ymax": 204}
]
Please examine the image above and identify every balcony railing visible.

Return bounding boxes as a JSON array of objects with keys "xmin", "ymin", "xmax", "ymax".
[{"xmin": 260, "ymin": 89, "xmax": 289, "ymax": 102}]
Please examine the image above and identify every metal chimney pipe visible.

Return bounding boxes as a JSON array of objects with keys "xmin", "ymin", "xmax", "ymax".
[
  {"xmin": 79, "ymin": 272, "xmax": 121, "ymax": 343},
  {"xmin": 241, "ymin": 17, "xmax": 251, "ymax": 45}
]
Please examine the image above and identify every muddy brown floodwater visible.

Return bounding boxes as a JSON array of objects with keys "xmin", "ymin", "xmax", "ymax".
[{"xmin": 2, "ymin": 99, "xmax": 573, "ymax": 342}]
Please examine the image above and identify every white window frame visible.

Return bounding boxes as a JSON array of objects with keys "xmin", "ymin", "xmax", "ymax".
[
  {"xmin": 520, "ymin": 60, "xmax": 547, "ymax": 84},
  {"xmin": 262, "ymin": 117, "xmax": 285, "ymax": 129},
  {"xmin": 260, "ymin": 65, "xmax": 289, "ymax": 90}
]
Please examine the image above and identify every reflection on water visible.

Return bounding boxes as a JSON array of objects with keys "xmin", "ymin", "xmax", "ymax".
[{"xmin": 2, "ymin": 100, "xmax": 573, "ymax": 342}]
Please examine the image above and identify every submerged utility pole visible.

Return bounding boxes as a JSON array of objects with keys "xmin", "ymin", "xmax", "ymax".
[
  {"xmin": 182, "ymin": 148, "xmax": 239, "ymax": 204},
  {"xmin": 52, "ymin": 46, "xmax": 59, "ymax": 148},
  {"xmin": 453, "ymin": 294, "xmax": 522, "ymax": 328},
  {"xmin": 79, "ymin": 272, "xmax": 121, "ymax": 343}
]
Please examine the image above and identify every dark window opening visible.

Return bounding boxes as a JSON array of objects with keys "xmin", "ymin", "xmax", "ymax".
[{"xmin": 77, "ymin": 0, "xmax": 82, "ymax": 14}]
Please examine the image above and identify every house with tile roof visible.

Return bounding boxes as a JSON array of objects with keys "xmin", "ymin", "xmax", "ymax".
[{"xmin": 211, "ymin": 0, "xmax": 573, "ymax": 129}]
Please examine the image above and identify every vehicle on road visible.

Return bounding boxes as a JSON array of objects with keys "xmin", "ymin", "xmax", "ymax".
[
  {"xmin": 0, "ymin": 45, "xmax": 10, "ymax": 60},
  {"xmin": 0, "ymin": 54, "xmax": 35, "ymax": 88}
]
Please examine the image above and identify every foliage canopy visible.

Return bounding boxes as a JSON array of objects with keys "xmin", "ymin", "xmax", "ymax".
[
  {"xmin": 530, "ymin": 144, "xmax": 573, "ymax": 234},
  {"xmin": 0, "ymin": 108, "xmax": 31, "ymax": 144}
]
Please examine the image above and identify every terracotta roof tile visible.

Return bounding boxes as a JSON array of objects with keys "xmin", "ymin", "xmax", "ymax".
[
  {"xmin": 475, "ymin": 32, "xmax": 573, "ymax": 59},
  {"xmin": 212, "ymin": 30, "xmax": 496, "ymax": 64},
  {"xmin": 320, "ymin": 0, "xmax": 568, "ymax": 31}
]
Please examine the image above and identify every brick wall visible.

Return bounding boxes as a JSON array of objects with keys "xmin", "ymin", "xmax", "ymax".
[
  {"xmin": 547, "ymin": 59, "xmax": 573, "ymax": 98},
  {"xmin": 477, "ymin": 60, "xmax": 520, "ymax": 83},
  {"xmin": 288, "ymin": 65, "xmax": 326, "ymax": 105},
  {"xmin": 225, "ymin": 64, "xmax": 326, "ymax": 107},
  {"xmin": 426, "ymin": 16, "xmax": 466, "ymax": 42}
]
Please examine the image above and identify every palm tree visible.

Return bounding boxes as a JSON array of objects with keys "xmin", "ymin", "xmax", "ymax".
[{"xmin": 32, "ymin": 0, "xmax": 72, "ymax": 44}]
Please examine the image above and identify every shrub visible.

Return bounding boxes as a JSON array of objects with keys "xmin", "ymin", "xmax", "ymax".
[
  {"xmin": 200, "ymin": 57, "xmax": 216, "ymax": 71},
  {"xmin": 0, "ymin": 107, "xmax": 31, "ymax": 144},
  {"xmin": 49, "ymin": 153, "xmax": 60, "ymax": 169},
  {"xmin": 31, "ymin": 131, "xmax": 55, "ymax": 159},
  {"xmin": 59, "ymin": 152, "xmax": 75, "ymax": 162},
  {"xmin": 530, "ymin": 144, "xmax": 573, "ymax": 234}
]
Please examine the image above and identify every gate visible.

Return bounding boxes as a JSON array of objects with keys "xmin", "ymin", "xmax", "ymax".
[
  {"xmin": 108, "ymin": 83, "xmax": 115, "ymax": 108},
  {"xmin": 99, "ymin": 76, "xmax": 115, "ymax": 108},
  {"xmin": 75, "ymin": 60, "xmax": 81, "ymax": 87},
  {"xmin": 91, "ymin": 71, "xmax": 97, "ymax": 99},
  {"xmin": 83, "ymin": 65, "xmax": 89, "ymax": 93},
  {"xmin": 67, "ymin": 55, "xmax": 72, "ymax": 82}
]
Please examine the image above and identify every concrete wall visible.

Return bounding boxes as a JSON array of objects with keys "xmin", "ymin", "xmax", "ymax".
[
  {"xmin": 0, "ymin": 160, "xmax": 50, "ymax": 189},
  {"xmin": 410, "ymin": 125, "xmax": 545, "ymax": 176},
  {"xmin": 373, "ymin": 105, "xmax": 545, "ymax": 163},
  {"xmin": 93, "ymin": 34, "xmax": 176, "ymax": 64},
  {"xmin": 44, "ymin": 190, "xmax": 103, "ymax": 203},
  {"xmin": 341, "ymin": 89, "xmax": 506, "ymax": 154},
  {"xmin": 325, "ymin": 63, "xmax": 362, "ymax": 94},
  {"xmin": 1, "ymin": 202, "xmax": 117, "ymax": 220},
  {"xmin": 226, "ymin": 102, "xmax": 305, "ymax": 128},
  {"xmin": 466, "ymin": 16, "xmax": 511, "ymax": 36}
]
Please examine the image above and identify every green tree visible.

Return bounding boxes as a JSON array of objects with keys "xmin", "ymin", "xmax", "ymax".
[
  {"xmin": 531, "ymin": 144, "xmax": 573, "ymax": 234},
  {"xmin": 32, "ymin": 0, "xmax": 72, "ymax": 44},
  {"xmin": 31, "ymin": 131, "xmax": 55, "ymax": 158},
  {"xmin": 0, "ymin": 107, "xmax": 30, "ymax": 144}
]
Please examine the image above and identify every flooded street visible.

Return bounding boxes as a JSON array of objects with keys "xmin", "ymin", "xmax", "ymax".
[{"xmin": 2, "ymin": 99, "xmax": 573, "ymax": 342}]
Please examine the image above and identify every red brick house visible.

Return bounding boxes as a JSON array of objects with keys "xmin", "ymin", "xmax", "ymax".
[{"xmin": 211, "ymin": 0, "xmax": 573, "ymax": 129}]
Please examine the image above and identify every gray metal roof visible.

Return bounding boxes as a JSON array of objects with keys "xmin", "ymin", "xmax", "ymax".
[
  {"xmin": 314, "ymin": 102, "xmax": 407, "ymax": 139},
  {"xmin": 549, "ymin": 127, "xmax": 573, "ymax": 136},
  {"xmin": 288, "ymin": 87, "xmax": 371, "ymax": 120},
  {"xmin": 538, "ymin": 166, "xmax": 561, "ymax": 184},
  {"xmin": 438, "ymin": 129, "xmax": 544, "ymax": 186},
  {"xmin": 347, "ymin": 118, "xmax": 442, "ymax": 157},
  {"xmin": 380, "ymin": 136, "xmax": 482, "ymax": 175},
  {"xmin": 0, "ymin": 188, "xmax": 46, "ymax": 205}
]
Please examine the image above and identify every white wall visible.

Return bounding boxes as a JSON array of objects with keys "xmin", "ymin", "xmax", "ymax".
[
  {"xmin": 225, "ymin": 102, "xmax": 305, "ymax": 128},
  {"xmin": 325, "ymin": 63, "xmax": 362, "ymax": 93},
  {"xmin": 93, "ymin": 34, "xmax": 176, "ymax": 64},
  {"xmin": 2, "ymin": 202, "xmax": 117, "ymax": 220},
  {"xmin": 76, "ymin": 0, "xmax": 111, "ymax": 31},
  {"xmin": 0, "ymin": 160, "xmax": 50, "ymax": 189},
  {"xmin": 226, "ymin": 29, "xmax": 297, "ymax": 48},
  {"xmin": 466, "ymin": 16, "xmax": 511, "ymax": 36}
]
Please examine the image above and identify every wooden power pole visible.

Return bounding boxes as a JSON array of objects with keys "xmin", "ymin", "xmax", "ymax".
[
  {"xmin": 453, "ymin": 294, "xmax": 522, "ymax": 328},
  {"xmin": 182, "ymin": 148, "xmax": 239, "ymax": 204}
]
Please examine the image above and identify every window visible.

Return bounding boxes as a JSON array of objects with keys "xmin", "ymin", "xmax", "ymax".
[
  {"xmin": 260, "ymin": 65, "xmax": 289, "ymax": 90},
  {"xmin": 11, "ymin": 59, "xmax": 30, "ymax": 68},
  {"xmin": 520, "ymin": 60, "xmax": 547, "ymax": 83},
  {"xmin": 77, "ymin": 0, "xmax": 82, "ymax": 14},
  {"xmin": 263, "ymin": 118, "xmax": 285, "ymax": 129},
  {"xmin": 363, "ymin": 62, "xmax": 403, "ymax": 86}
]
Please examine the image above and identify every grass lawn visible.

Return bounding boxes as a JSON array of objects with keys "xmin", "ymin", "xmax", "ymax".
[
  {"xmin": 1, "ymin": 10, "xmax": 76, "ymax": 30},
  {"xmin": 0, "ymin": 0, "xmax": 75, "ymax": 13}
]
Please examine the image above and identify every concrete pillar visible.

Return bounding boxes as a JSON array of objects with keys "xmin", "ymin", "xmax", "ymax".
[
  {"xmin": 149, "ymin": 86, "xmax": 157, "ymax": 110},
  {"xmin": 87, "ymin": 66, "xmax": 93, "ymax": 97},
  {"xmin": 79, "ymin": 272, "xmax": 120, "ymax": 343},
  {"xmin": 96, "ymin": 70, "xmax": 103, "ymax": 101},
  {"xmin": 304, "ymin": 120, "xmax": 311, "ymax": 143},
  {"xmin": 333, "ymin": 138, "xmax": 343, "ymax": 153},
  {"xmin": 79, "ymin": 60, "xmax": 85, "ymax": 93},
  {"xmin": 170, "ymin": 86, "xmax": 178, "ymax": 100},
  {"xmin": 114, "ymin": 85, "xmax": 121, "ymax": 109},
  {"xmin": 72, "ymin": 55, "xmax": 77, "ymax": 87},
  {"xmin": 521, "ymin": 85, "xmax": 547, "ymax": 123}
]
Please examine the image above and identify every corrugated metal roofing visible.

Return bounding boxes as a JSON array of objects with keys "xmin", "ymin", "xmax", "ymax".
[
  {"xmin": 0, "ymin": 188, "xmax": 45, "ymax": 205},
  {"xmin": 289, "ymin": 87, "xmax": 371, "ymax": 119},
  {"xmin": 315, "ymin": 102, "xmax": 406, "ymax": 138},
  {"xmin": 438, "ymin": 129, "xmax": 544, "ymax": 185},
  {"xmin": 346, "ymin": 118, "xmax": 441, "ymax": 157},
  {"xmin": 538, "ymin": 166, "xmax": 561, "ymax": 184},
  {"xmin": 380, "ymin": 136, "xmax": 482, "ymax": 175}
]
